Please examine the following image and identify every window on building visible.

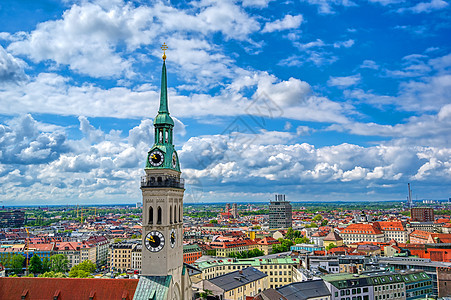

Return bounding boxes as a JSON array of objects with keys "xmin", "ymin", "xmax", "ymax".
[
  {"xmin": 157, "ymin": 206, "xmax": 162, "ymax": 224},
  {"xmin": 149, "ymin": 207, "xmax": 153, "ymax": 224}
]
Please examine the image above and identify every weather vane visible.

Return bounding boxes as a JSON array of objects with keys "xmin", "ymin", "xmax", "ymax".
[{"xmin": 161, "ymin": 43, "xmax": 168, "ymax": 61}]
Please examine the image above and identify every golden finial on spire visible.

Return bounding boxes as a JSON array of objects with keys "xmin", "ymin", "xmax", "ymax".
[{"xmin": 161, "ymin": 43, "xmax": 168, "ymax": 61}]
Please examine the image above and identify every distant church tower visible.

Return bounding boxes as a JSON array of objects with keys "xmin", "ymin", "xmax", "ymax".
[{"xmin": 135, "ymin": 44, "xmax": 192, "ymax": 300}]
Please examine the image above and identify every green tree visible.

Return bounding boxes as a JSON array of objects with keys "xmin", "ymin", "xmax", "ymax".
[
  {"xmin": 199, "ymin": 289, "xmax": 213, "ymax": 300},
  {"xmin": 42, "ymin": 257, "xmax": 51, "ymax": 272},
  {"xmin": 50, "ymin": 254, "xmax": 69, "ymax": 273},
  {"xmin": 321, "ymin": 219, "xmax": 329, "ymax": 226},
  {"xmin": 326, "ymin": 243, "xmax": 337, "ymax": 251},
  {"xmin": 312, "ymin": 214, "xmax": 323, "ymax": 221},
  {"xmin": 29, "ymin": 254, "xmax": 43, "ymax": 274},
  {"xmin": 307, "ymin": 222, "xmax": 318, "ymax": 228},
  {"xmin": 294, "ymin": 237, "xmax": 310, "ymax": 244},
  {"xmin": 69, "ymin": 260, "xmax": 96, "ymax": 278},
  {"xmin": 0, "ymin": 253, "xmax": 13, "ymax": 269},
  {"xmin": 272, "ymin": 239, "xmax": 294, "ymax": 253},
  {"xmin": 285, "ymin": 227, "xmax": 295, "ymax": 240},
  {"xmin": 11, "ymin": 254, "xmax": 25, "ymax": 274},
  {"xmin": 209, "ymin": 219, "xmax": 218, "ymax": 224}
]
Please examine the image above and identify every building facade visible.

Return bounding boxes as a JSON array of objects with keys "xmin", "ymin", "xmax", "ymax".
[
  {"xmin": 269, "ymin": 194, "xmax": 292, "ymax": 229},
  {"xmin": 411, "ymin": 208, "xmax": 434, "ymax": 222}
]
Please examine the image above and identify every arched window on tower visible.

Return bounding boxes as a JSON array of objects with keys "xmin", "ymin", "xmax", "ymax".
[
  {"xmin": 157, "ymin": 206, "xmax": 162, "ymax": 224},
  {"xmin": 165, "ymin": 130, "xmax": 169, "ymax": 143},
  {"xmin": 159, "ymin": 130, "xmax": 163, "ymax": 143},
  {"xmin": 174, "ymin": 205, "xmax": 177, "ymax": 223},
  {"xmin": 170, "ymin": 206, "xmax": 173, "ymax": 224},
  {"xmin": 149, "ymin": 206, "xmax": 153, "ymax": 225},
  {"xmin": 179, "ymin": 205, "xmax": 182, "ymax": 222}
]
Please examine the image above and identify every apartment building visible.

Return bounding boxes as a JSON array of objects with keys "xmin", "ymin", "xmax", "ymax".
[
  {"xmin": 193, "ymin": 257, "xmax": 300, "ymax": 289},
  {"xmin": 203, "ymin": 267, "xmax": 268, "ymax": 300},
  {"xmin": 54, "ymin": 241, "xmax": 95, "ymax": 269},
  {"xmin": 131, "ymin": 244, "xmax": 141, "ymax": 271},
  {"xmin": 210, "ymin": 239, "xmax": 258, "ymax": 257},
  {"xmin": 183, "ymin": 244, "xmax": 202, "ymax": 264},
  {"xmin": 339, "ymin": 224, "xmax": 384, "ymax": 245},
  {"xmin": 322, "ymin": 270, "xmax": 432, "ymax": 300},
  {"xmin": 376, "ymin": 221, "xmax": 408, "ymax": 243},
  {"xmin": 86, "ymin": 236, "xmax": 109, "ymax": 265},
  {"xmin": 109, "ymin": 242, "xmax": 134, "ymax": 273}
]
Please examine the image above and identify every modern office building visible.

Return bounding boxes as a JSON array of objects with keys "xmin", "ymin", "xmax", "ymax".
[
  {"xmin": 0, "ymin": 210, "xmax": 25, "ymax": 228},
  {"xmin": 269, "ymin": 194, "xmax": 292, "ymax": 229}
]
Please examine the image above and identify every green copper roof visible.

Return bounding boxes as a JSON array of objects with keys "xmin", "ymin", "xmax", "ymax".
[
  {"xmin": 132, "ymin": 275, "xmax": 172, "ymax": 300},
  {"xmin": 194, "ymin": 257, "xmax": 300, "ymax": 270},
  {"xmin": 154, "ymin": 61, "xmax": 174, "ymax": 126}
]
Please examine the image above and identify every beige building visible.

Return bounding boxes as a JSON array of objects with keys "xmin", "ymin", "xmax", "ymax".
[
  {"xmin": 109, "ymin": 242, "xmax": 134, "ymax": 273},
  {"xmin": 202, "ymin": 267, "xmax": 268, "ymax": 300},
  {"xmin": 210, "ymin": 239, "xmax": 258, "ymax": 257},
  {"xmin": 193, "ymin": 257, "xmax": 300, "ymax": 289},
  {"xmin": 323, "ymin": 231, "xmax": 343, "ymax": 249},
  {"xmin": 339, "ymin": 224, "xmax": 385, "ymax": 245},
  {"xmin": 54, "ymin": 241, "xmax": 96, "ymax": 269},
  {"xmin": 257, "ymin": 237, "xmax": 280, "ymax": 255},
  {"xmin": 131, "ymin": 244, "xmax": 142, "ymax": 271}
]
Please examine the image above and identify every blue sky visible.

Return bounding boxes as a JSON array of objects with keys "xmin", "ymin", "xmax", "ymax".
[{"xmin": 0, "ymin": 0, "xmax": 450, "ymax": 205}]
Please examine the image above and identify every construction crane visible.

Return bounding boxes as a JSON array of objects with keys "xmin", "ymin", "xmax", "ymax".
[{"xmin": 25, "ymin": 227, "xmax": 29, "ymax": 273}]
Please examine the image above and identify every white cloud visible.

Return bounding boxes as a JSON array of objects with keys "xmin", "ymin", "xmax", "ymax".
[
  {"xmin": 301, "ymin": 0, "xmax": 357, "ymax": 14},
  {"xmin": 328, "ymin": 74, "xmax": 361, "ymax": 87},
  {"xmin": 0, "ymin": 45, "xmax": 28, "ymax": 83},
  {"xmin": 360, "ymin": 60, "xmax": 379, "ymax": 70},
  {"xmin": 5, "ymin": 1, "xmax": 260, "ymax": 78},
  {"xmin": 262, "ymin": 14, "xmax": 303, "ymax": 33},
  {"xmin": 333, "ymin": 39, "xmax": 355, "ymax": 48},
  {"xmin": 240, "ymin": 0, "xmax": 275, "ymax": 7},
  {"xmin": 401, "ymin": 0, "xmax": 448, "ymax": 13}
]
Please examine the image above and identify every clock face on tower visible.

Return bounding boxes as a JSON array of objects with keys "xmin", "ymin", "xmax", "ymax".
[
  {"xmin": 170, "ymin": 229, "xmax": 176, "ymax": 248},
  {"xmin": 145, "ymin": 230, "xmax": 165, "ymax": 252},
  {"xmin": 172, "ymin": 152, "xmax": 177, "ymax": 169},
  {"xmin": 149, "ymin": 150, "xmax": 164, "ymax": 167}
]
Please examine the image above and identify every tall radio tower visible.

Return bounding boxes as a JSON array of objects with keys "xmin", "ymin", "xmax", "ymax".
[{"xmin": 408, "ymin": 183, "xmax": 413, "ymax": 209}]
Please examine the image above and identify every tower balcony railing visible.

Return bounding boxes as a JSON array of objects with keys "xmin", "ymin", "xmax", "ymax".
[{"xmin": 141, "ymin": 175, "xmax": 184, "ymax": 189}]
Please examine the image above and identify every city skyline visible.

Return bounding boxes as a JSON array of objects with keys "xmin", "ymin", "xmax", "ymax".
[{"xmin": 0, "ymin": 0, "xmax": 450, "ymax": 205}]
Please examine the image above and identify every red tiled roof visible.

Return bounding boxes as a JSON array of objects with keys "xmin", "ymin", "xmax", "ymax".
[
  {"xmin": 341, "ymin": 223, "xmax": 383, "ymax": 235},
  {"xmin": 28, "ymin": 243, "xmax": 54, "ymax": 251},
  {"xmin": 0, "ymin": 277, "xmax": 138, "ymax": 300},
  {"xmin": 409, "ymin": 230, "xmax": 431, "ymax": 240},
  {"xmin": 257, "ymin": 237, "xmax": 280, "ymax": 245},
  {"xmin": 375, "ymin": 221, "xmax": 405, "ymax": 231}
]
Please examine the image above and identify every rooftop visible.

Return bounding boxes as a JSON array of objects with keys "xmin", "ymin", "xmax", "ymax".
[{"xmin": 207, "ymin": 267, "xmax": 267, "ymax": 292}]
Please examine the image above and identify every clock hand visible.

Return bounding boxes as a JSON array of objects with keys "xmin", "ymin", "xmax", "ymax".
[
  {"xmin": 151, "ymin": 154, "xmax": 157, "ymax": 159},
  {"xmin": 147, "ymin": 236, "xmax": 155, "ymax": 243}
]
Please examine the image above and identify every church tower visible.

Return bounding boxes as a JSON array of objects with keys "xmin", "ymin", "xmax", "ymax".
[{"xmin": 138, "ymin": 44, "xmax": 189, "ymax": 300}]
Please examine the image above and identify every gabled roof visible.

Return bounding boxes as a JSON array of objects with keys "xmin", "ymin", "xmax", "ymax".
[
  {"xmin": 132, "ymin": 275, "xmax": 172, "ymax": 300},
  {"xmin": 375, "ymin": 221, "xmax": 405, "ymax": 231},
  {"xmin": 254, "ymin": 288, "xmax": 287, "ymax": 300},
  {"xmin": 0, "ymin": 277, "xmax": 138, "ymax": 300},
  {"xmin": 257, "ymin": 237, "xmax": 280, "ymax": 245},
  {"xmin": 277, "ymin": 280, "xmax": 331, "ymax": 300},
  {"xmin": 341, "ymin": 224, "xmax": 383, "ymax": 235},
  {"xmin": 208, "ymin": 267, "xmax": 267, "ymax": 292},
  {"xmin": 324, "ymin": 231, "xmax": 343, "ymax": 242}
]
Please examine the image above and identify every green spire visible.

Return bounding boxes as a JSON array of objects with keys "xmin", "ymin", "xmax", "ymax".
[
  {"xmin": 159, "ymin": 61, "xmax": 169, "ymax": 114},
  {"xmin": 154, "ymin": 60, "xmax": 174, "ymax": 126}
]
